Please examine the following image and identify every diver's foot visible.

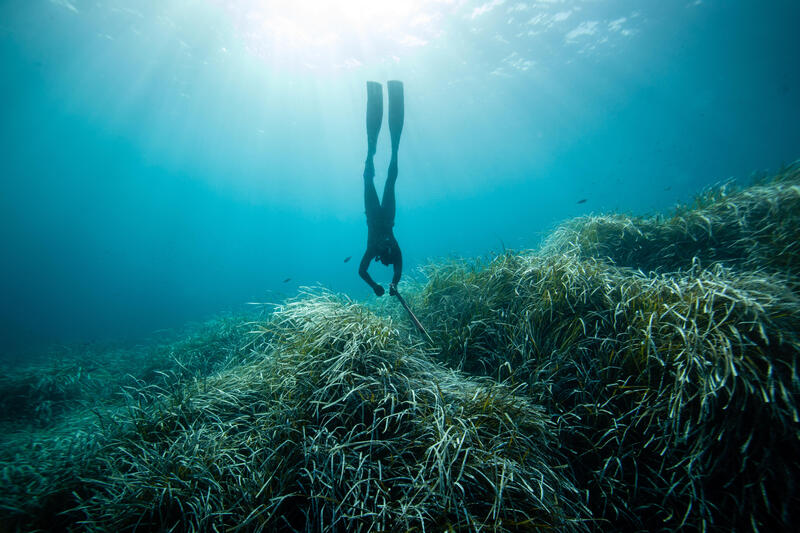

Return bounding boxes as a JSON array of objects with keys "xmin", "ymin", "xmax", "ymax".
[{"xmin": 363, "ymin": 157, "xmax": 375, "ymax": 180}]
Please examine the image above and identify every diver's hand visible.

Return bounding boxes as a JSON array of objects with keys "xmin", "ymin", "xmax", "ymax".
[
  {"xmin": 389, "ymin": 283, "xmax": 398, "ymax": 296},
  {"xmin": 373, "ymin": 284, "xmax": 385, "ymax": 297}
]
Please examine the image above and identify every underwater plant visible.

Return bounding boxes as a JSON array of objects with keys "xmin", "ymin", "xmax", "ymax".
[{"xmin": 1, "ymin": 163, "xmax": 799, "ymax": 532}]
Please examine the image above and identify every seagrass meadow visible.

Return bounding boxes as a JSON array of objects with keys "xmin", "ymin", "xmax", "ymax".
[{"xmin": 2, "ymin": 164, "xmax": 799, "ymax": 532}]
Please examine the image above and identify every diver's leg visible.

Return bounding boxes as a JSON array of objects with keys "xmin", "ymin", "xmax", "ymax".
[
  {"xmin": 381, "ymin": 157, "xmax": 397, "ymax": 222},
  {"xmin": 364, "ymin": 169, "xmax": 380, "ymax": 220},
  {"xmin": 364, "ymin": 82, "xmax": 382, "ymax": 220},
  {"xmin": 382, "ymin": 81, "xmax": 404, "ymax": 221}
]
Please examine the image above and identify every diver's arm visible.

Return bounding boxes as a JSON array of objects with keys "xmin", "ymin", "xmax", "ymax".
[
  {"xmin": 391, "ymin": 247, "xmax": 403, "ymax": 287},
  {"xmin": 359, "ymin": 250, "xmax": 385, "ymax": 296}
]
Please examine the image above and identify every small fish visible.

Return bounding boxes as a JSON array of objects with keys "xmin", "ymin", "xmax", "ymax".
[
  {"xmin": 664, "ymin": 186, "xmax": 672, "ymax": 191},
  {"xmin": 283, "ymin": 277, "xmax": 291, "ymax": 283},
  {"xmin": 576, "ymin": 198, "xmax": 587, "ymax": 204},
  {"xmin": 343, "ymin": 256, "xmax": 352, "ymax": 263}
]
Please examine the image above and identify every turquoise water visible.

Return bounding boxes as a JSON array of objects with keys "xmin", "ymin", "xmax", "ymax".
[{"xmin": 1, "ymin": 0, "xmax": 798, "ymax": 353}]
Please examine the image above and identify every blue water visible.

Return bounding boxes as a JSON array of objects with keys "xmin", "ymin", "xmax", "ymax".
[{"xmin": 1, "ymin": 0, "xmax": 798, "ymax": 354}]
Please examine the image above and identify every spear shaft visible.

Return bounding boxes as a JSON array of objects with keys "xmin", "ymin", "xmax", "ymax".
[{"xmin": 393, "ymin": 289, "xmax": 435, "ymax": 346}]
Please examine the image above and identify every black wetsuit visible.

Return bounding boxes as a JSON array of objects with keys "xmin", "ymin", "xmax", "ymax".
[
  {"xmin": 358, "ymin": 80, "xmax": 403, "ymax": 297},
  {"xmin": 359, "ymin": 158, "xmax": 402, "ymax": 296}
]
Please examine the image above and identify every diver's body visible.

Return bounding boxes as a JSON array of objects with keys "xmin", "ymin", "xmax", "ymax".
[{"xmin": 359, "ymin": 80, "xmax": 404, "ymax": 297}]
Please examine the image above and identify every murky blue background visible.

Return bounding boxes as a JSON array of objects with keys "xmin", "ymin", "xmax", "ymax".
[{"xmin": 1, "ymin": 0, "xmax": 798, "ymax": 355}]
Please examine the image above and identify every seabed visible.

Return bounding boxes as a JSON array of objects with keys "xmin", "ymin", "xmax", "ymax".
[{"xmin": 2, "ymin": 164, "xmax": 799, "ymax": 532}]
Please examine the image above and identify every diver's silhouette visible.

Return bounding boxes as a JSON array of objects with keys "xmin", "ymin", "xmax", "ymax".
[{"xmin": 359, "ymin": 80, "xmax": 404, "ymax": 297}]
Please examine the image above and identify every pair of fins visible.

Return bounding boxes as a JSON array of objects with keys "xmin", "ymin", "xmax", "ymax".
[{"xmin": 366, "ymin": 80, "xmax": 404, "ymax": 156}]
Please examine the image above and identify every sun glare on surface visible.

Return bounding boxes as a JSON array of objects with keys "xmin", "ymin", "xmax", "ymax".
[{"xmin": 214, "ymin": 0, "xmax": 451, "ymax": 70}]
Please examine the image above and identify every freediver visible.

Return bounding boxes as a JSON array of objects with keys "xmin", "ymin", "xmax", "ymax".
[{"xmin": 359, "ymin": 80, "xmax": 404, "ymax": 297}]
